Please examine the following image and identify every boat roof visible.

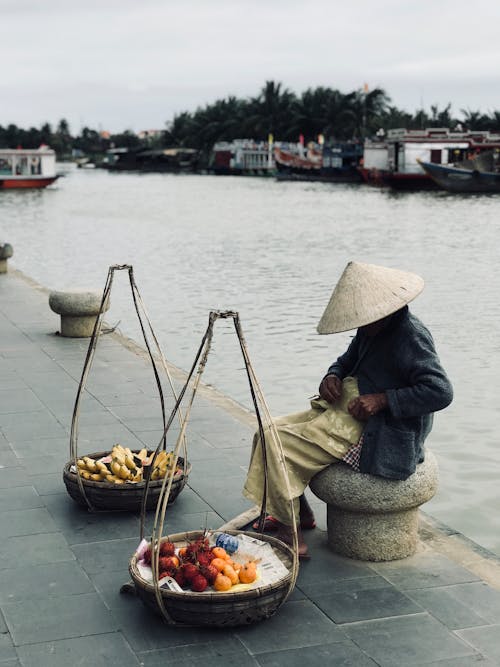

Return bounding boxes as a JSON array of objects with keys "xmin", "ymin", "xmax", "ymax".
[{"xmin": 0, "ymin": 147, "xmax": 55, "ymax": 156}]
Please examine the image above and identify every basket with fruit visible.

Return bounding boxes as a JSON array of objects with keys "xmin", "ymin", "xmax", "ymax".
[
  {"xmin": 128, "ymin": 530, "xmax": 295, "ymax": 626},
  {"xmin": 125, "ymin": 311, "xmax": 300, "ymax": 627},
  {"xmin": 64, "ymin": 265, "xmax": 191, "ymax": 512},
  {"xmin": 63, "ymin": 444, "xmax": 191, "ymax": 511}
]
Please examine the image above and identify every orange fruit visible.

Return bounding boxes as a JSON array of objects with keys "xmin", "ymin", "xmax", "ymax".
[
  {"xmin": 222, "ymin": 564, "xmax": 239, "ymax": 585},
  {"xmin": 238, "ymin": 561, "xmax": 257, "ymax": 584},
  {"xmin": 212, "ymin": 546, "xmax": 228, "ymax": 560},
  {"xmin": 231, "ymin": 561, "xmax": 242, "ymax": 572},
  {"xmin": 211, "ymin": 557, "xmax": 227, "ymax": 572},
  {"xmin": 213, "ymin": 573, "xmax": 232, "ymax": 591}
]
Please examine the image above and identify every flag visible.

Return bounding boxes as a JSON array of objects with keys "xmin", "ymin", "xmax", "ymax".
[
  {"xmin": 363, "ymin": 82, "xmax": 369, "ymax": 93},
  {"xmin": 268, "ymin": 133, "xmax": 274, "ymax": 145},
  {"xmin": 299, "ymin": 134, "xmax": 304, "ymax": 145},
  {"xmin": 318, "ymin": 134, "xmax": 324, "ymax": 145}
]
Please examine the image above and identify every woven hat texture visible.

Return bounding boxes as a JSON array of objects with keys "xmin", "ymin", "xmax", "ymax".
[{"xmin": 317, "ymin": 261, "xmax": 424, "ymax": 334}]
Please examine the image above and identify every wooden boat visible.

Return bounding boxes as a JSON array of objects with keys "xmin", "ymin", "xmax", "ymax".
[
  {"xmin": 275, "ymin": 143, "xmax": 363, "ymax": 183},
  {"xmin": 418, "ymin": 149, "xmax": 500, "ymax": 193},
  {"xmin": 0, "ymin": 148, "xmax": 59, "ymax": 189},
  {"xmin": 358, "ymin": 128, "xmax": 500, "ymax": 190}
]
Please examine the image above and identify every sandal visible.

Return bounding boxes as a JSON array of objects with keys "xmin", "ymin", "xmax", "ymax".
[{"xmin": 252, "ymin": 515, "xmax": 316, "ymax": 531}]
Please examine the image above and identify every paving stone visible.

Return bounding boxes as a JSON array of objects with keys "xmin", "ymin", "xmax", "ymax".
[
  {"xmin": 314, "ymin": 584, "xmax": 422, "ymax": 624},
  {"xmin": 72, "ymin": 537, "xmax": 139, "ymax": 574},
  {"xmin": 255, "ymin": 641, "xmax": 378, "ymax": 666},
  {"xmin": 406, "ymin": 586, "xmax": 492, "ymax": 629},
  {"xmin": 0, "ymin": 411, "xmax": 67, "ymax": 442},
  {"xmin": 412, "ymin": 654, "xmax": 497, "ymax": 666},
  {"xmin": 2, "ymin": 592, "xmax": 118, "ymax": 645},
  {"xmin": 0, "ymin": 561, "xmax": 93, "ymax": 604},
  {"xmin": 235, "ymin": 600, "xmax": 345, "ymax": 654},
  {"xmin": 0, "ymin": 533, "xmax": 75, "ymax": 570},
  {"xmin": 16, "ymin": 632, "xmax": 140, "ymax": 667},
  {"xmin": 31, "ymin": 472, "xmax": 64, "ymax": 495},
  {"xmin": 17, "ymin": 453, "xmax": 67, "ymax": 475},
  {"xmin": 43, "ymin": 493, "xmax": 141, "ymax": 545},
  {"xmin": 111, "ymin": 604, "xmax": 236, "ymax": 651},
  {"xmin": 443, "ymin": 582, "xmax": 500, "ymax": 624},
  {"xmin": 456, "ymin": 625, "xmax": 500, "ymax": 662},
  {"xmin": 0, "ymin": 467, "xmax": 27, "ymax": 489},
  {"xmin": 342, "ymin": 613, "xmax": 476, "ymax": 666},
  {"xmin": 0, "ymin": 450, "xmax": 19, "ymax": 467},
  {"xmin": 371, "ymin": 552, "xmax": 481, "ymax": 589},
  {"xmin": 138, "ymin": 637, "xmax": 257, "ymax": 666},
  {"xmin": 0, "ymin": 633, "xmax": 17, "ymax": 663},
  {"xmin": 10, "ymin": 435, "xmax": 69, "ymax": 459},
  {"xmin": 0, "ymin": 387, "xmax": 46, "ymax": 414},
  {"xmin": 0, "ymin": 486, "xmax": 44, "ymax": 511},
  {"xmin": 0, "ymin": 507, "xmax": 58, "ymax": 537}
]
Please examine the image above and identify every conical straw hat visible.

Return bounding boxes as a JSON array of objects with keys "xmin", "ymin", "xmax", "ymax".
[{"xmin": 317, "ymin": 261, "xmax": 424, "ymax": 334}]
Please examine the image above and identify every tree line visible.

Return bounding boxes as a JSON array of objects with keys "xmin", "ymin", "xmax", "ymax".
[{"xmin": 2, "ymin": 81, "xmax": 500, "ymax": 158}]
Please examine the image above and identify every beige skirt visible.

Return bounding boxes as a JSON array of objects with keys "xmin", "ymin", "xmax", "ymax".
[{"xmin": 243, "ymin": 377, "xmax": 363, "ymax": 525}]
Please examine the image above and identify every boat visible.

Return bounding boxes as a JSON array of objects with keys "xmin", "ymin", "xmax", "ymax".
[
  {"xmin": 0, "ymin": 147, "xmax": 59, "ymax": 189},
  {"xmin": 358, "ymin": 128, "xmax": 500, "ymax": 190},
  {"xmin": 211, "ymin": 140, "xmax": 274, "ymax": 175},
  {"xmin": 104, "ymin": 147, "xmax": 200, "ymax": 172},
  {"xmin": 275, "ymin": 142, "xmax": 363, "ymax": 183},
  {"xmin": 418, "ymin": 149, "xmax": 500, "ymax": 193}
]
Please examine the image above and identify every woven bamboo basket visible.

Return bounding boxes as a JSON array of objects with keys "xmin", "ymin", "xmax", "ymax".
[
  {"xmin": 129, "ymin": 529, "xmax": 295, "ymax": 626},
  {"xmin": 63, "ymin": 452, "xmax": 191, "ymax": 511}
]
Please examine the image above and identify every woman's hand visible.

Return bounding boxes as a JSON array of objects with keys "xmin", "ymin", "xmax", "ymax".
[
  {"xmin": 319, "ymin": 374, "xmax": 342, "ymax": 404},
  {"xmin": 348, "ymin": 393, "xmax": 388, "ymax": 420}
]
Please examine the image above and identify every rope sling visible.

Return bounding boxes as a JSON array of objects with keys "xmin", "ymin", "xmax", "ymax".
[{"xmin": 69, "ymin": 264, "xmax": 299, "ymax": 624}]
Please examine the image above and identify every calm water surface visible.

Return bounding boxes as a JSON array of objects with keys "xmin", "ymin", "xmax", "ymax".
[{"xmin": 1, "ymin": 167, "xmax": 499, "ymax": 554}]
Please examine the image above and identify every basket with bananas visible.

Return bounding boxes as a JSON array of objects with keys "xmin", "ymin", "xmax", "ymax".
[{"xmin": 63, "ymin": 444, "xmax": 191, "ymax": 511}]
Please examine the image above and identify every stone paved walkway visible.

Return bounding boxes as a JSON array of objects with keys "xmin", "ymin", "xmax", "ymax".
[{"xmin": 1, "ymin": 268, "xmax": 500, "ymax": 666}]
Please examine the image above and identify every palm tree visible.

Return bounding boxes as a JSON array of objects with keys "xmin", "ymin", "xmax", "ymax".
[{"xmin": 245, "ymin": 80, "xmax": 297, "ymax": 139}]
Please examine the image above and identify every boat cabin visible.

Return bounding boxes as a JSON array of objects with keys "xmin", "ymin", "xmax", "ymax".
[{"xmin": 0, "ymin": 147, "xmax": 58, "ymax": 189}]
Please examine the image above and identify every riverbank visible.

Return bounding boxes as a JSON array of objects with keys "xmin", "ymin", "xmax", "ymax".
[{"xmin": 1, "ymin": 266, "xmax": 500, "ymax": 665}]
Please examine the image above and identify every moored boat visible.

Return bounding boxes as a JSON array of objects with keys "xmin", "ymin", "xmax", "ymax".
[
  {"xmin": 275, "ymin": 142, "xmax": 363, "ymax": 183},
  {"xmin": 418, "ymin": 149, "xmax": 500, "ymax": 193},
  {"xmin": 0, "ymin": 147, "xmax": 59, "ymax": 189},
  {"xmin": 359, "ymin": 128, "xmax": 500, "ymax": 190}
]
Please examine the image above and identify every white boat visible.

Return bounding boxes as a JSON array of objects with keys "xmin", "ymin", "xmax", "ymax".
[{"xmin": 0, "ymin": 147, "xmax": 60, "ymax": 189}]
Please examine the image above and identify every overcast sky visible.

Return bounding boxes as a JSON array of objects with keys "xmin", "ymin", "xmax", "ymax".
[{"xmin": 1, "ymin": 0, "xmax": 499, "ymax": 134}]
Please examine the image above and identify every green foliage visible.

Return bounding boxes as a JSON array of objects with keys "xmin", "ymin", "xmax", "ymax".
[{"xmin": 1, "ymin": 84, "xmax": 500, "ymax": 158}]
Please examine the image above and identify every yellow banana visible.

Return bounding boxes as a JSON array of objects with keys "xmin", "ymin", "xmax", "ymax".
[
  {"xmin": 124, "ymin": 454, "xmax": 136, "ymax": 471},
  {"xmin": 111, "ymin": 460, "xmax": 122, "ymax": 477},
  {"xmin": 137, "ymin": 448, "xmax": 148, "ymax": 461},
  {"xmin": 112, "ymin": 450, "xmax": 126, "ymax": 465},
  {"xmin": 83, "ymin": 457, "xmax": 98, "ymax": 473},
  {"xmin": 80, "ymin": 470, "xmax": 92, "ymax": 480},
  {"xmin": 96, "ymin": 460, "xmax": 109, "ymax": 476},
  {"xmin": 117, "ymin": 464, "xmax": 131, "ymax": 480},
  {"xmin": 131, "ymin": 470, "xmax": 143, "ymax": 483},
  {"xmin": 89, "ymin": 473, "xmax": 102, "ymax": 482},
  {"xmin": 105, "ymin": 474, "xmax": 125, "ymax": 484}
]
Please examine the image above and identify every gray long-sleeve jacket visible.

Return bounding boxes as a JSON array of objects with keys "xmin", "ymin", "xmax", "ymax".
[{"xmin": 326, "ymin": 306, "xmax": 453, "ymax": 480}]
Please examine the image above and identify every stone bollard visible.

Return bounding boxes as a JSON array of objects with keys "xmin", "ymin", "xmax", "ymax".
[
  {"xmin": 48, "ymin": 289, "xmax": 109, "ymax": 337},
  {"xmin": 0, "ymin": 242, "xmax": 13, "ymax": 274},
  {"xmin": 309, "ymin": 450, "xmax": 439, "ymax": 561}
]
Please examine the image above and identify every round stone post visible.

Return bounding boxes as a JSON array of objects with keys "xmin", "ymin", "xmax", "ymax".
[
  {"xmin": 48, "ymin": 289, "xmax": 109, "ymax": 337},
  {"xmin": 0, "ymin": 242, "xmax": 14, "ymax": 273},
  {"xmin": 310, "ymin": 451, "xmax": 439, "ymax": 561}
]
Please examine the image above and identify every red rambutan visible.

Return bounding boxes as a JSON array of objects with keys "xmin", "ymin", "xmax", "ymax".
[{"xmin": 191, "ymin": 573, "xmax": 208, "ymax": 592}]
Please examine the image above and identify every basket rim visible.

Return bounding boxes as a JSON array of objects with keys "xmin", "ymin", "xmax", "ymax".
[
  {"xmin": 63, "ymin": 451, "xmax": 191, "ymax": 490},
  {"xmin": 129, "ymin": 529, "xmax": 295, "ymax": 601}
]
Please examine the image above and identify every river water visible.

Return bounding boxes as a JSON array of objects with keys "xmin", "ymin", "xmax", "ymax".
[{"xmin": 1, "ymin": 167, "xmax": 499, "ymax": 555}]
